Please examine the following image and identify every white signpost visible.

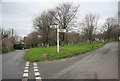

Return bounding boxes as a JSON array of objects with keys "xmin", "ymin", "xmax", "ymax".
[
  {"xmin": 59, "ymin": 29, "xmax": 66, "ymax": 33},
  {"xmin": 56, "ymin": 25, "xmax": 59, "ymax": 53},
  {"xmin": 57, "ymin": 28, "xmax": 66, "ymax": 53},
  {"xmin": 51, "ymin": 23, "xmax": 66, "ymax": 53}
]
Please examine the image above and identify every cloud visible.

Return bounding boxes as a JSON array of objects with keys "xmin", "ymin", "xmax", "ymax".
[
  {"xmin": 1, "ymin": 0, "xmax": 119, "ymax": 2},
  {"xmin": 1, "ymin": 1, "xmax": 118, "ymax": 37}
]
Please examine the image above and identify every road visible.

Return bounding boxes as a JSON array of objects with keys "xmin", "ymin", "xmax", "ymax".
[
  {"xmin": 2, "ymin": 42, "xmax": 118, "ymax": 79},
  {"xmin": 38, "ymin": 42, "xmax": 118, "ymax": 79},
  {"xmin": 2, "ymin": 50, "xmax": 27, "ymax": 79},
  {"xmin": 0, "ymin": 54, "xmax": 2, "ymax": 81}
]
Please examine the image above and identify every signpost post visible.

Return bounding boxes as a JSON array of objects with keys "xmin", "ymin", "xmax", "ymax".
[
  {"xmin": 50, "ymin": 23, "xmax": 66, "ymax": 53},
  {"xmin": 57, "ymin": 25, "xmax": 59, "ymax": 53}
]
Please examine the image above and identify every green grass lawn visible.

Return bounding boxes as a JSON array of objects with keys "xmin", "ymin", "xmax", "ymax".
[{"xmin": 24, "ymin": 42, "xmax": 105, "ymax": 62}]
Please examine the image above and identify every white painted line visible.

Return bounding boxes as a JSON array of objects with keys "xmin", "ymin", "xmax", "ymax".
[
  {"xmin": 33, "ymin": 62, "xmax": 42, "ymax": 80},
  {"xmin": 33, "ymin": 64, "xmax": 37, "ymax": 67},
  {"xmin": 34, "ymin": 69, "xmax": 38, "ymax": 72},
  {"xmin": 34, "ymin": 66, "xmax": 38, "ymax": 69},
  {"xmin": 35, "ymin": 72, "xmax": 40, "ymax": 76},
  {"xmin": 26, "ymin": 62, "xmax": 29, "ymax": 64},
  {"xmin": 25, "ymin": 67, "xmax": 29, "ymax": 69},
  {"xmin": 25, "ymin": 64, "xmax": 29, "ymax": 67},
  {"xmin": 24, "ymin": 69, "xmax": 29, "ymax": 73},
  {"xmin": 22, "ymin": 61, "xmax": 30, "ymax": 80},
  {"xmin": 22, "ymin": 78, "xmax": 28, "ymax": 81},
  {"xmin": 23, "ymin": 73, "xmax": 28, "ymax": 77},
  {"xmin": 33, "ymin": 62, "xmax": 37, "ymax": 66},
  {"xmin": 36, "ymin": 77, "xmax": 41, "ymax": 79}
]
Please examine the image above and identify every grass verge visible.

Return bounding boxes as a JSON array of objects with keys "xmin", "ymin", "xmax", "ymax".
[{"xmin": 24, "ymin": 42, "xmax": 105, "ymax": 62}]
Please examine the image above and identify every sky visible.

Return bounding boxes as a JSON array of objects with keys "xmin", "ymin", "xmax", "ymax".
[{"xmin": 0, "ymin": 0, "xmax": 119, "ymax": 37}]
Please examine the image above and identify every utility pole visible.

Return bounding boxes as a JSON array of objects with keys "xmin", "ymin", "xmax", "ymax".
[
  {"xmin": 118, "ymin": 1, "xmax": 120, "ymax": 41},
  {"xmin": 11, "ymin": 29, "xmax": 14, "ymax": 50},
  {"xmin": 118, "ymin": 2, "xmax": 120, "ymax": 25}
]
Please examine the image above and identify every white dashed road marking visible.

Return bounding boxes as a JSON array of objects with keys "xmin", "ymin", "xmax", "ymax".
[
  {"xmin": 24, "ymin": 69, "xmax": 29, "ymax": 73},
  {"xmin": 36, "ymin": 76, "xmax": 42, "ymax": 79},
  {"xmin": 33, "ymin": 62, "xmax": 37, "ymax": 66},
  {"xmin": 33, "ymin": 62, "xmax": 42, "ymax": 81},
  {"xmin": 34, "ymin": 69, "xmax": 39, "ymax": 72},
  {"xmin": 23, "ymin": 73, "xmax": 28, "ymax": 78},
  {"xmin": 35, "ymin": 72, "xmax": 40, "ymax": 76},
  {"xmin": 25, "ymin": 64, "xmax": 29, "ymax": 67},
  {"xmin": 34, "ymin": 66, "xmax": 38, "ymax": 69},
  {"xmin": 22, "ymin": 62, "xmax": 42, "ymax": 81},
  {"xmin": 22, "ymin": 61, "xmax": 29, "ymax": 81},
  {"xmin": 25, "ymin": 67, "xmax": 29, "ymax": 69}
]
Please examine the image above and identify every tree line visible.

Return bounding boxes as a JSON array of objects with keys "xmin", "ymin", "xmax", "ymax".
[
  {"xmin": 1, "ymin": 28, "xmax": 22, "ymax": 53},
  {"xmin": 24, "ymin": 2, "xmax": 119, "ymax": 48},
  {"xmin": 1, "ymin": 2, "xmax": 119, "ymax": 52}
]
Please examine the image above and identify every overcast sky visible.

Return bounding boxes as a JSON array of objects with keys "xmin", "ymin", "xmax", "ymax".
[{"xmin": 0, "ymin": 0, "xmax": 119, "ymax": 37}]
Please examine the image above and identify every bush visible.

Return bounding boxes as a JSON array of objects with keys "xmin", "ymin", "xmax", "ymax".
[
  {"xmin": 14, "ymin": 44, "xmax": 23, "ymax": 49},
  {"xmin": 2, "ymin": 48, "xmax": 11, "ymax": 53}
]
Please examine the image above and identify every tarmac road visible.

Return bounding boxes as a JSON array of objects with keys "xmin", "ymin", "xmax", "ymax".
[
  {"xmin": 38, "ymin": 42, "xmax": 118, "ymax": 79},
  {"xmin": 2, "ymin": 50, "xmax": 27, "ymax": 79},
  {"xmin": 2, "ymin": 42, "xmax": 119, "ymax": 79}
]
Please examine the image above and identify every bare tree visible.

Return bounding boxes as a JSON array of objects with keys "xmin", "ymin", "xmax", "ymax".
[
  {"xmin": 50, "ymin": 3, "xmax": 80, "ymax": 44},
  {"xmin": 80, "ymin": 13, "xmax": 99, "ymax": 44},
  {"xmin": 67, "ymin": 32, "xmax": 80, "ymax": 44},
  {"xmin": 1, "ymin": 28, "xmax": 18, "ymax": 53},
  {"xmin": 101, "ymin": 17, "xmax": 118, "ymax": 41},
  {"xmin": 24, "ymin": 31, "xmax": 39, "ymax": 48},
  {"xmin": 33, "ymin": 10, "xmax": 56, "ymax": 46}
]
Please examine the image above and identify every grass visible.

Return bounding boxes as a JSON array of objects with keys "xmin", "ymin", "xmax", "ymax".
[{"xmin": 24, "ymin": 42, "xmax": 105, "ymax": 62}]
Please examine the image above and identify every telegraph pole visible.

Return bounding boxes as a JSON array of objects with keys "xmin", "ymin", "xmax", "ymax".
[
  {"xmin": 118, "ymin": 1, "xmax": 120, "ymax": 41},
  {"xmin": 11, "ymin": 29, "xmax": 14, "ymax": 50},
  {"xmin": 118, "ymin": 2, "xmax": 120, "ymax": 26}
]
